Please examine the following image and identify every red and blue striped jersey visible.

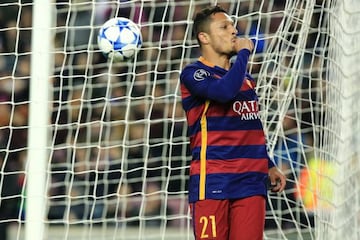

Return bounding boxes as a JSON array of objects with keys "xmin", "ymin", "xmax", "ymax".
[{"xmin": 180, "ymin": 49, "xmax": 275, "ymax": 203}]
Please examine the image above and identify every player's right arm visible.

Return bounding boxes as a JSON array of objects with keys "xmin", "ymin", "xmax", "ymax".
[
  {"xmin": 180, "ymin": 48, "xmax": 251, "ymax": 103},
  {"xmin": 233, "ymin": 37, "xmax": 254, "ymax": 53}
]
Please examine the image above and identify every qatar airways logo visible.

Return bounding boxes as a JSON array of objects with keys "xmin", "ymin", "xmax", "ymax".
[{"xmin": 232, "ymin": 100, "xmax": 260, "ymax": 120}]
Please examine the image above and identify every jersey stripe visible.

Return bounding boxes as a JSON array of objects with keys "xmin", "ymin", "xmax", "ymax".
[
  {"xmin": 199, "ymin": 100, "xmax": 210, "ymax": 200},
  {"xmin": 188, "ymin": 117, "xmax": 264, "ymax": 136},
  {"xmin": 206, "ymin": 117, "xmax": 263, "ymax": 131},
  {"xmin": 188, "ymin": 172, "xmax": 268, "ymax": 202},
  {"xmin": 190, "ymin": 158, "xmax": 268, "ymax": 175},
  {"xmin": 240, "ymin": 79, "xmax": 255, "ymax": 91},
  {"xmin": 207, "ymin": 100, "xmax": 259, "ymax": 117},
  {"xmin": 180, "ymin": 83, "xmax": 191, "ymax": 99},
  {"xmin": 190, "ymin": 129, "xmax": 266, "ymax": 148},
  {"xmin": 187, "ymin": 104, "xmax": 206, "ymax": 126},
  {"xmin": 191, "ymin": 145, "xmax": 269, "ymax": 160}
]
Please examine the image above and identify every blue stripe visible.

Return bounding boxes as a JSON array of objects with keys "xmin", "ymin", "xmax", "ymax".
[
  {"xmin": 236, "ymin": 90, "xmax": 259, "ymax": 100},
  {"xmin": 188, "ymin": 172, "xmax": 268, "ymax": 203},
  {"xmin": 188, "ymin": 117, "xmax": 263, "ymax": 136},
  {"xmin": 182, "ymin": 90, "xmax": 257, "ymax": 112},
  {"xmin": 191, "ymin": 145, "xmax": 268, "ymax": 160},
  {"xmin": 181, "ymin": 96, "xmax": 204, "ymax": 112},
  {"xmin": 207, "ymin": 117, "xmax": 263, "ymax": 131}
]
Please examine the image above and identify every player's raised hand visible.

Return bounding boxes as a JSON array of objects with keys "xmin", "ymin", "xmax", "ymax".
[{"xmin": 234, "ymin": 37, "xmax": 254, "ymax": 53}]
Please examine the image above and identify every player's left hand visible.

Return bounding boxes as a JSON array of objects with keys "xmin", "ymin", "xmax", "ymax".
[{"xmin": 268, "ymin": 167, "xmax": 286, "ymax": 192}]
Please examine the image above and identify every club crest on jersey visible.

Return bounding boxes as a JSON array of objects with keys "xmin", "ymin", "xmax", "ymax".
[{"xmin": 193, "ymin": 69, "xmax": 210, "ymax": 81}]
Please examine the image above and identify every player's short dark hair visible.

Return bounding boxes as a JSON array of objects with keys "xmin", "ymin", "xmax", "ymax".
[{"xmin": 193, "ymin": 5, "xmax": 227, "ymax": 45}]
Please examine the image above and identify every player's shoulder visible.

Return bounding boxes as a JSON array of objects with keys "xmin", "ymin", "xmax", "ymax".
[
  {"xmin": 180, "ymin": 61, "xmax": 212, "ymax": 82},
  {"xmin": 181, "ymin": 61, "xmax": 203, "ymax": 73}
]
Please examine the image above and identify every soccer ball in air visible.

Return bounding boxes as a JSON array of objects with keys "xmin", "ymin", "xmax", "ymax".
[{"xmin": 97, "ymin": 17, "xmax": 142, "ymax": 62}]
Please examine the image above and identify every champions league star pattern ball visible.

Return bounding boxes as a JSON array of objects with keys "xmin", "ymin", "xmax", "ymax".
[{"xmin": 97, "ymin": 17, "xmax": 142, "ymax": 62}]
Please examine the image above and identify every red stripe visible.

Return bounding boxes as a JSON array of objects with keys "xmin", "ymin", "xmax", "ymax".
[
  {"xmin": 187, "ymin": 104, "xmax": 205, "ymax": 126},
  {"xmin": 180, "ymin": 83, "xmax": 191, "ymax": 98},
  {"xmin": 191, "ymin": 130, "xmax": 266, "ymax": 148},
  {"xmin": 190, "ymin": 158, "xmax": 268, "ymax": 175},
  {"xmin": 207, "ymin": 101, "xmax": 259, "ymax": 117},
  {"xmin": 240, "ymin": 79, "xmax": 255, "ymax": 91},
  {"xmin": 206, "ymin": 102, "xmax": 236, "ymax": 117}
]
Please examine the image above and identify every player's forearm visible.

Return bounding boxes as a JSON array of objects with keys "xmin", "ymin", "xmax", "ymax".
[{"xmin": 207, "ymin": 49, "xmax": 250, "ymax": 102}]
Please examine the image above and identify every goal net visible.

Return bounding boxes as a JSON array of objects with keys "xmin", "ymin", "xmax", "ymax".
[{"xmin": 0, "ymin": 0, "xmax": 359, "ymax": 240}]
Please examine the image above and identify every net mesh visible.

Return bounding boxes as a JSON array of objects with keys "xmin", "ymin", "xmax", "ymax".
[{"xmin": 0, "ymin": 0, "xmax": 360, "ymax": 239}]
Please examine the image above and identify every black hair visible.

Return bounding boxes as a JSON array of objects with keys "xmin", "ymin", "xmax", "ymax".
[{"xmin": 193, "ymin": 5, "xmax": 227, "ymax": 45}]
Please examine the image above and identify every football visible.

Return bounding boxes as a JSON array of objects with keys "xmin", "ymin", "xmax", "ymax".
[{"xmin": 97, "ymin": 17, "xmax": 142, "ymax": 62}]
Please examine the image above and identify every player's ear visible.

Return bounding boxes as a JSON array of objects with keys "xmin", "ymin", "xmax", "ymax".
[{"xmin": 198, "ymin": 32, "xmax": 210, "ymax": 45}]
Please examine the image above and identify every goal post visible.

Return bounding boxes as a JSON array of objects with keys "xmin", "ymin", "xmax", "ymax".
[
  {"xmin": 26, "ymin": 0, "xmax": 53, "ymax": 239},
  {"xmin": 0, "ymin": 1, "xmax": 359, "ymax": 240},
  {"xmin": 323, "ymin": 1, "xmax": 360, "ymax": 239}
]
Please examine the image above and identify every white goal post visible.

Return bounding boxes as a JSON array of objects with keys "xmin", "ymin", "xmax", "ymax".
[{"xmin": 0, "ymin": 0, "xmax": 359, "ymax": 240}]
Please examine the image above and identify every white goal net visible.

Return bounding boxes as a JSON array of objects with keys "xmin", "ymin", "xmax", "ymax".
[{"xmin": 0, "ymin": 0, "xmax": 359, "ymax": 240}]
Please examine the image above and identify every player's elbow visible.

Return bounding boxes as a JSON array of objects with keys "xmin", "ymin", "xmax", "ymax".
[
  {"xmin": 208, "ymin": 87, "xmax": 237, "ymax": 103},
  {"xmin": 216, "ymin": 94, "xmax": 236, "ymax": 103}
]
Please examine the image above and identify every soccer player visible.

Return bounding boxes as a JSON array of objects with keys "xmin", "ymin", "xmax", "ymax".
[{"xmin": 180, "ymin": 5, "xmax": 286, "ymax": 240}]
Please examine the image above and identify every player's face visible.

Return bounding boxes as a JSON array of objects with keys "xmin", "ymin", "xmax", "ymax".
[{"xmin": 207, "ymin": 12, "xmax": 238, "ymax": 56}]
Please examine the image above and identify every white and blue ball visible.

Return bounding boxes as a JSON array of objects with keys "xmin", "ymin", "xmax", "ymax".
[{"xmin": 97, "ymin": 17, "xmax": 142, "ymax": 62}]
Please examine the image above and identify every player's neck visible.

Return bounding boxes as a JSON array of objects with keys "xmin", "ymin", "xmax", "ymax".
[{"xmin": 201, "ymin": 51, "xmax": 231, "ymax": 70}]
